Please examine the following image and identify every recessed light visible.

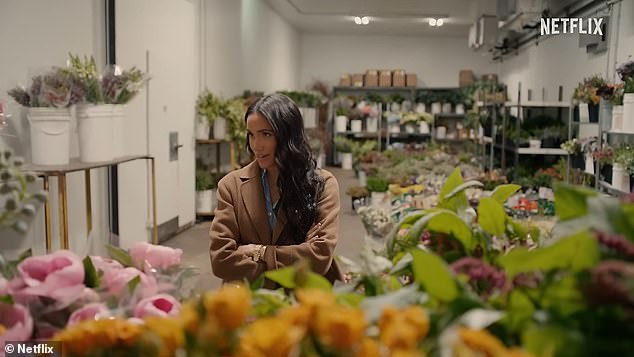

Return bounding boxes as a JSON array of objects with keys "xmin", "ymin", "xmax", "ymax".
[
  {"xmin": 361, "ymin": 16, "xmax": 370, "ymax": 25},
  {"xmin": 354, "ymin": 16, "xmax": 362, "ymax": 25},
  {"xmin": 429, "ymin": 18, "xmax": 437, "ymax": 26},
  {"xmin": 437, "ymin": 18, "xmax": 444, "ymax": 26}
]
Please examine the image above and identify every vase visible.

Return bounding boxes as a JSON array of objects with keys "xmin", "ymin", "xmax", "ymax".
[
  {"xmin": 76, "ymin": 104, "xmax": 115, "ymax": 163},
  {"xmin": 335, "ymin": 115, "xmax": 348, "ymax": 132},
  {"xmin": 27, "ymin": 107, "xmax": 71, "ymax": 165},
  {"xmin": 623, "ymin": 93, "xmax": 634, "ymax": 134},
  {"xmin": 612, "ymin": 105, "xmax": 623, "ymax": 132},
  {"xmin": 213, "ymin": 117, "xmax": 226, "ymax": 140},
  {"xmin": 340, "ymin": 152, "xmax": 353, "ymax": 170},
  {"xmin": 195, "ymin": 117, "xmax": 210, "ymax": 140},
  {"xmin": 366, "ymin": 117, "xmax": 378, "ymax": 132},
  {"xmin": 350, "ymin": 119, "xmax": 362, "ymax": 133}
]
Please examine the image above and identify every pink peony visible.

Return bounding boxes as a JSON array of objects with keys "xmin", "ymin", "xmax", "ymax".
[
  {"xmin": 67, "ymin": 303, "xmax": 110, "ymax": 326},
  {"xmin": 130, "ymin": 242, "xmax": 182, "ymax": 270},
  {"xmin": 0, "ymin": 302, "xmax": 33, "ymax": 350},
  {"xmin": 14, "ymin": 250, "xmax": 85, "ymax": 306},
  {"xmin": 102, "ymin": 267, "xmax": 158, "ymax": 298},
  {"xmin": 89, "ymin": 255, "xmax": 124, "ymax": 273},
  {"xmin": 133, "ymin": 294, "xmax": 181, "ymax": 318}
]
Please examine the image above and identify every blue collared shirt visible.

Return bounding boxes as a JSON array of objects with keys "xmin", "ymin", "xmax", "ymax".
[{"xmin": 260, "ymin": 169, "xmax": 278, "ymax": 231}]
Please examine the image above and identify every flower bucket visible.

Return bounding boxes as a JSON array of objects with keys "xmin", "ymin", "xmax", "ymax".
[
  {"xmin": 350, "ymin": 119, "xmax": 362, "ymax": 133},
  {"xmin": 335, "ymin": 115, "xmax": 348, "ymax": 132},
  {"xmin": 358, "ymin": 170, "xmax": 367, "ymax": 187},
  {"xmin": 195, "ymin": 117, "xmax": 210, "ymax": 140},
  {"xmin": 442, "ymin": 103, "xmax": 452, "ymax": 113},
  {"xmin": 112, "ymin": 105, "xmax": 126, "ymax": 159},
  {"xmin": 623, "ymin": 93, "xmax": 634, "ymax": 134},
  {"xmin": 389, "ymin": 123, "xmax": 400, "ymax": 133},
  {"xmin": 27, "ymin": 107, "xmax": 71, "ymax": 165},
  {"xmin": 302, "ymin": 107, "xmax": 317, "ymax": 129},
  {"xmin": 612, "ymin": 105, "xmax": 623, "ymax": 132},
  {"xmin": 213, "ymin": 117, "xmax": 226, "ymax": 140},
  {"xmin": 431, "ymin": 102, "xmax": 442, "ymax": 114},
  {"xmin": 366, "ymin": 117, "xmax": 378, "ymax": 132},
  {"xmin": 419, "ymin": 121, "xmax": 430, "ymax": 134},
  {"xmin": 529, "ymin": 139, "xmax": 541, "ymax": 149},
  {"xmin": 415, "ymin": 103, "xmax": 426, "ymax": 114},
  {"xmin": 578, "ymin": 103, "xmax": 590, "ymax": 123},
  {"xmin": 371, "ymin": 192, "xmax": 386, "ymax": 206},
  {"xmin": 599, "ymin": 99, "xmax": 613, "ymax": 132},
  {"xmin": 196, "ymin": 189, "xmax": 215, "ymax": 214},
  {"xmin": 612, "ymin": 164, "xmax": 630, "ymax": 192},
  {"xmin": 77, "ymin": 104, "xmax": 115, "ymax": 163},
  {"xmin": 455, "ymin": 104, "xmax": 465, "ymax": 115},
  {"xmin": 340, "ymin": 152, "xmax": 353, "ymax": 170},
  {"xmin": 436, "ymin": 126, "xmax": 447, "ymax": 139},
  {"xmin": 584, "ymin": 152, "xmax": 595, "ymax": 175},
  {"xmin": 405, "ymin": 124, "xmax": 416, "ymax": 134}
]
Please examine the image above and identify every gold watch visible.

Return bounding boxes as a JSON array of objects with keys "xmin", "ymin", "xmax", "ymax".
[{"xmin": 252, "ymin": 245, "xmax": 266, "ymax": 262}]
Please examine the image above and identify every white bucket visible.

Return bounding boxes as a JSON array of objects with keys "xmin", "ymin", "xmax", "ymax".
[
  {"xmin": 529, "ymin": 139, "xmax": 541, "ymax": 149},
  {"xmin": 77, "ymin": 104, "xmax": 115, "ymax": 163},
  {"xmin": 195, "ymin": 117, "xmax": 210, "ymax": 140},
  {"xmin": 27, "ymin": 107, "xmax": 71, "ymax": 165},
  {"xmin": 340, "ymin": 152, "xmax": 353, "ymax": 170},
  {"xmin": 419, "ymin": 121, "xmax": 430, "ymax": 134},
  {"xmin": 405, "ymin": 124, "xmax": 416, "ymax": 133},
  {"xmin": 335, "ymin": 115, "xmax": 348, "ymax": 132},
  {"xmin": 302, "ymin": 107, "xmax": 317, "ymax": 129},
  {"xmin": 612, "ymin": 106, "xmax": 623, "ymax": 132},
  {"xmin": 455, "ymin": 104, "xmax": 465, "ymax": 115},
  {"xmin": 112, "ymin": 105, "xmax": 126, "ymax": 159},
  {"xmin": 213, "ymin": 117, "xmax": 226, "ymax": 140},
  {"xmin": 415, "ymin": 103, "xmax": 426, "ymax": 114},
  {"xmin": 436, "ymin": 126, "xmax": 447, "ymax": 139},
  {"xmin": 366, "ymin": 117, "xmax": 378, "ymax": 132},
  {"xmin": 584, "ymin": 152, "xmax": 594, "ymax": 175},
  {"xmin": 579, "ymin": 103, "xmax": 590, "ymax": 123},
  {"xmin": 371, "ymin": 191, "xmax": 386, "ymax": 206},
  {"xmin": 358, "ymin": 170, "xmax": 367, "ymax": 187},
  {"xmin": 431, "ymin": 102, "xmax": 442, "ymax": 114},
  {"xmin": 442, "ymin": 103, "xmax": 452, "ymax": 113},
  {"xmin": 612, "ymin": 164, "xmax": 631, "ymax": 192},
  {"xmin": 622, "ymin": 93, "xmax": 634, "ymax": 134},
  {"xmin": 350, "ymin": 119, "xmax": 362, "ymax": 133},
  {"xmin": 196, "ymin": 189, "xmax": 215, "ymax": 214},
  {"xmin": 316, "ymin": 153, "xmax": 325, "ymax": 169},
  {"xmin": 389, "ymin": 123, "xmax": 400, "ymax": 133}
]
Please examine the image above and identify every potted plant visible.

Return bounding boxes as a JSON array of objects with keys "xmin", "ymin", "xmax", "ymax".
[
  {"xmin": 593, "ymin": 144, "xmax": 614, "ymax": 184},
  {"xmin": 334, "ymin": 135, "xmax": 354, "ymax": 170},
  {"xmin": 345, "ymin": 185, "xmax": 369, "ymax": 211},
  {"xmin": 622, "ymin": 77, "xmax": 634, "ymax": 134},
  {"xmin": 196, "ymin": 90, "xmax": 226, "ymax": 140},
  {"xmin": 572, "ymin": 75, "xmax": 605, "ymax": 123},
  {"xmin": 195, "ymin": 169, "xmax": 219, "ymax": 214},
  {"xmin": 223, "ymin": 98, "xmax": 248, "ymax": 167},
  {"xmin": 400, "ymin": 112, "xmax": 419, "ymax": 134},
  {"xmin": 561, "ymin": 138, "xmax": 584, "ymax": 170},
  {"xmin": 366, "ymin": 175, "xmax": 389, "ymax": 206},
  {"xmin": 613, "ymin": 146, "xmax": 634, "ymax": 192},
  {"xmin": 332, "ymin": 96, "xmax": 353, "ymax": 133}
]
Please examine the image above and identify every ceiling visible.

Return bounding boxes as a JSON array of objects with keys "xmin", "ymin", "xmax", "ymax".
[{"xmin": 263, "ymin": 0, "xmax": 498, "ymax": 37}]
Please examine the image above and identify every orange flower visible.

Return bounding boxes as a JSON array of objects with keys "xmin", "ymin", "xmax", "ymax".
[
  {"xmin": 178, "ymin": 302, "xmax": 200, "ymax": 333},
  {"xmin": 0, "ymin": 323, "xmax": 6, "ymax": 336},
  {"xmin": 276, "ymin": 305, "xmax": 311, "ymax": 329},
  {"xmin": 295, "ymin": 288, "xmax": 336, "ymax": 311},
  {"xmin": 54, "ymin": 319, "xmax": 143, "ymax": 355},
  {"xmin": 314, "ymin": 304, "xmax": 366, "ymax": 351},
  {"xmin": 203, "ymin": 283, "xmax": 251, "ymax": 330},
  {"xmin": 507, "ymin": 348, "xmax": 535, "ymax": 357},
  {"xmin": 355, "ymin": 338, "xmax": 382, "ymax": 357},
  {"xmin": 379, "ymin": 306, "xmax": 429, "ymax": 350},
  {"xmin": 391, "ymin": 349, "xmax": 426, "ymax": 357},
  {"xmin": 143, "ymin": 317, "xmax": 185, "ymax": 356},
  {"xmin": 456, "ymin": 327, "xmax": 507, "ymax": 357},
  {"xmin": 237, "ymin": 317, "xmax": 304, "ymax": 357}
]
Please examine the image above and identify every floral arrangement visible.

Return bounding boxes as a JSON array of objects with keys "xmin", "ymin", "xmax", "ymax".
[
  {"xmin": 616, "ymin": 57, "xmax": 634, "ymax": 82},
  {"xmin": 614, "ymin": 146, "xmax": 634, "ymax": 174},
  {"xmin": 0, "ymin": 241, "xmax": 197, "ymax": 350},
  {"xmin": 357, "ymin": 206, "xmax": 394, "ymax": 238},
  {"xmin": 7, "ymin": 69, "xmax": 75, "ymax": 108},
  {"xmin": 196, "ymin": 90, "xmax": 224, "ymax": 124},
  {"xmin": 400, "ymin": 111, "xmax": 431, "ymax": 125},
  {"xmin": 572, "ymin": 75, "xmax": 607, "ymax": 105},
  {"xmin": 0, "ymin": 151, "xmax": 47, "ymax": 233},
  {"xmin": 592, "ymin": 144, "xmax": 615, "ymax": 166}
]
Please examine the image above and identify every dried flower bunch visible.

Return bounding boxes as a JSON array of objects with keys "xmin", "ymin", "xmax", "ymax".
[{"xmin": 7, "ymin": 70, "xmax": 74, "ymax": 108}]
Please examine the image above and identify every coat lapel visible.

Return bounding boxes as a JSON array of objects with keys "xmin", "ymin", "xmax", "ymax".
[
  {"xmin": 239, "ymin": 162, "xmax": 270, "ymax": 244},
  {"xmin": 271, "ymin": 208, "xmax": 287, "ymax": 245}
]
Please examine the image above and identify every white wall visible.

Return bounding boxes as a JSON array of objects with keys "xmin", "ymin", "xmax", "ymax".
[
  {"xmin": 500, "ymin": 1, "xmax": 634, "ymax": 102},
  {"xmin": 300, "ymin": 35, "xmax": 498, "ymax": 89}
]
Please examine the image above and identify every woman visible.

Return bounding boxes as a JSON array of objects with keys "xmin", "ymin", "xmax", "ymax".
[{"xmin": 209, "ymin": 93, "xmax": 342, "ymax": 286}]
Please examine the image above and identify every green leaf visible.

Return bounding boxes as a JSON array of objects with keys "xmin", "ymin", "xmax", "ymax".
[
  {"xmin": 82, "ymin": 256, "xmax": 100, "ymax": 288},
  {"xmin": 0, "ymin": 295, "xmax": 14, "ymax": 305},
  {"xmin": 438, "ymin": 168, "xmax": 469, "ymax": 213},
  {"xmin": 426, "ymin": 210, "xmax": 475, "ymax": 251},
  {"xmin": 386, "ymin": 211, "xmax": 426, "ymax": 258},
  {"xmin": 264, "ymin": 267, "xmax": 297, "ymax": 289},
  {"xmin": 522, "ymin": 324, "xmax": 585, "ymax": 357},
  {"xmin": 502, "ymin": 291, "xmax": 534, "ymax": 334},
  {"xmin": 127, "ymin": 275, "xmax": 141, "ymax": 295},
  {"xmin": 554, "ymin": 184, "xmax": 596, "ymax": 221},
  {"xmin": 18, "ymin": 248, "xmax": 32, "ymax": 262},
  {"xmin": 444, "ymin": 180, "xmax": 484, "ymax": 200},
  {"xmin": 106, "ymin": 244, "xmax": 134, "ymax": 267},
  {"xmin": 360, "ymin": 284, "xmax": 424, "ymax": 322},
  {"xmin": 410, "ymin": 249, "xmax": 458, "ymax": 302},
  {"xmin": 303, "ymin": 272, "xmax": 332, "ymax": 291},
  {"xmin": 336, "ymin": 293, "xmax": 365, "ymax": 308},
  {"xmin": 499, "ymin": 230, "xmax": 599, "ymax": 279},
  {"xmin": 250, "ymin": 275, "xmax": 265, "ymax": 291},
  {"xmin": 491, "ymin": 184, "xmax": 521, "ymax": 204},
  {"xmin": 477, "ymin": 197, "xmax": 507, "ymax": 237}
]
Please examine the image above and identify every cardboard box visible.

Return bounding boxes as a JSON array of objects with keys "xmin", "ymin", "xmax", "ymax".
[
  {"xmin": 481, "ymin": 73, "xmax": 498, "ymax": 83},
  {"xmin": 392, "ymin": 69, "xmax": 406, "ymax": 87},
  {"xmin": 459, "ymin": 70, "xmax": 475, "ymax": 87},
  {"xmin": 364, "ymin": 70, "xmax": 378, "ymax": 87},
  {"xmin": 339, "ymin": 74, "xmax": 351, "ymax": 87},
  {"xmin": 352, "ymin": 74, "xmax": 364, "ymax": 87},
  {"xmin": 379, "ymin": 70, "xmax": 392, "ymax": 87},
  {"xmin": 406, "ymin": 73, "xmax": 417, "ymax": 87}
]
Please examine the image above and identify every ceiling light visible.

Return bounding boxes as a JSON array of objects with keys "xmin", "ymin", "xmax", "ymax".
[
  {"xmin": 428, "ymin": 18, "xmax": 437, "ymax": 26},
  {"xmin": 361, "ymin": 16, "xmax": 370, "ymax": 25},
  {"xmin": 354, "ymin": 16, "xmax": 362, "ymax": 25},
  {"xmin": 436, "ymin": 18, "xmax": 444, "ymax": 26}
]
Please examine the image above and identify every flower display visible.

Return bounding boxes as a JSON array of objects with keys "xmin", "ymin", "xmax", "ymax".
[{"xmin": 130, "ymin": 242, "xmax": 183, "ymax": 270}]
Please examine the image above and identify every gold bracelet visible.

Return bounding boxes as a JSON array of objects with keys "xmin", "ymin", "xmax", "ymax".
[{"xmin": 252, "ymin": 244, "xmax": 265, "ymax": 262}]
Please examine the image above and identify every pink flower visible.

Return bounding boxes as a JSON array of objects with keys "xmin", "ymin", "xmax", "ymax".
[
  {"xmin": 0, "ymin": 276, "xmax": 8, "ymax": 296},
  {"xmin": 130, "ymin": 242, "xmax": 182, "ymax": 270},
  {"xmin": 14, "ymin": 250, "xmax": 85, "ymax": 306},
  {"xmin": 68, "ymin": 303, "xmax": 110, "ymax": 326},
  {"xmin": 133, "ymin": 294, "xmax": 181, "ymax": 318},
  {"xmin": 102, "ymin": 267, "xmax": 158, "ymax": 298},
  {"xmin": 0, "ymin": 302, "xmax": 33, "ymax": 349},
  {"xmin": 89, "ymin": 256, "xmax": 124, "ymax": 273}
]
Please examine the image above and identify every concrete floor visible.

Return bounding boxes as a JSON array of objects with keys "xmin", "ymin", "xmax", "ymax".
[{"xmin": 164, "ymin": 166, "xmax": 364, "ymax": 291}]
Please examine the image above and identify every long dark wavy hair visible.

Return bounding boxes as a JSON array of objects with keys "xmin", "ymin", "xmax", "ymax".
[{"xmin": 245, "ymin": 94, "xmax": 325, "ymax": 243}]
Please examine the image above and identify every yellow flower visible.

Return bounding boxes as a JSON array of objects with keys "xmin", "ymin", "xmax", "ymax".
[
  {"xmin": 295, "ymin": 288, "xmax": 336, "ymax": 312},
  {"xmin": 143, "ymin": 317, "xmax": 185, "ymax": 356},
  {"xmin": 0, "ymin": 323, "xmax": 6, "ymax": 336},
  {"xmin": 507, "ymin": 348, "xmax": 535, "ymax": 357},
  {"xmin": 379, "ymin": 306, "xmax": 429, "ymax": 350},
  {"xmin": 392, "ymin": 349, "xmax": 426, "ymax": 357},
  {"xmin": 456, "ymin": 327, "xmax": 507, "ymax": 357},
  {"xmin": 314, "ymin": 304, "xmax": 366, "ymax": 351},
  {"xmin": 203, "ymin": 283, "xmax": 251, "ymax": 330},
  {"xmin": 276, "ymin": 305, "xmax": 311, "ymax": 329},
  {"xmin": 54, "ymin": 319, "xmax": 143, "ymax": 355},
  {"xmin": 179, "ymin": 302, "xmax": 200, "ymax": 333},
  {"xmin": 355, "ymin": 338, "xmax": 382, "ymax": 357},
  {"xmin": 237, "ymin": 317, "xmax": 304, "ymax": 357}
]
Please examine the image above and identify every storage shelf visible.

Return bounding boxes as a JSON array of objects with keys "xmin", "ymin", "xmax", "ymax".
[
  {"xmin": 517, "ymin": 147, "xmax": 568, "ymax": 155},
  {"xmin": 599, "ymin": 180, "xmax": 630, "ymax": 197},
  {"xmin": 435, "ymin": 113, "xmax": 465, "ymax": 118},
  {"xmin": 504, "ymin": 101, "xmax": 570, "ymax": 108},
  {"xmin": 333, "ymin": 86, "xmax": 415, "ymax": 92}
]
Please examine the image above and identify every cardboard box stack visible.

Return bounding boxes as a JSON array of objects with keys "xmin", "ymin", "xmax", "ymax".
[
  {"xmin": 392, "ymin": 69, "xmax": 406, "ymax": 87},
  {"xmin": 364, "ymin": 70, "xmax": 378, "ymax": 87},
  {"xmin": 459, "ymin": 70, "xmax": 475, "ymax": 87},
  {"xmin": 406, "ymin": 74, "xmax": 417, "ymax": 87},
  {"xmin": 379, "ymin": 70, "xmax": 392, "ymax": 87},
  {"xmin": 352, "ymin": 74, "xmax": 364, "ymax": 87}
]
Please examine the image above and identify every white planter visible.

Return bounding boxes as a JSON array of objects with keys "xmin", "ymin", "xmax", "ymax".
[
  {"xmin": 612, "ymin": 105, "xmax": 624, "ymax": 132},
  {"xmin": 196, "ymin": 189, "xmax": 216, "ymax": 214},
  {"xmin": 112, "ymin": 105, "xmax": 126, "ymax": 158},
  {"xmin": 584, "ymin": 152, "xmax": 594, "ymax": 175},
  {"xmin": 389, "ymin": 123, "xmax": 400, "ymax": 133},
  {"xmin": 340, "ymin": 152, "xmax": 353, "ymax": 170},
  {"xmin": 350, "ymin": 119, "xmax": 362, "ymax": 133},
  {"xmin": 27, "ymin": 107, "xmax": 71, "ymax": 165},
  {"xmin": 335, "ymin": 115, "xmax": 348, "ymax": 133},
  {"xmin": 455, "ymin": 104, "xmax": 465, "ymax": 115},
  {"xmin": 442, "ymin": 103, "xmax": 452, "ymax": 113},
  {"xmin": 213, "ymin": 117, "xmax": 226, "ymax": 140},
  {"xmin": 366, "ymin": 117, "xmax": 378, "ymax": 132},
  {"xmin": 77, "ymin": 104, "xmax": 114, "ymax": 163},
  {"xmin": 415, "ymin": 103, "xmax": 426, "ymax": 114},
  {"xmin": 358, "ymin": 170, "xmax": 367, "ymax": 187},
  {"xmin": 405, "ymin": 124, "xmax": 416, "ymax": 133},
  {"xmin": 195, "ymin": 117, "xmax": 210, "ymax": 140},
  {"xmin": 623, "ymin": 93, "xmax": 634, "ymax": 134},
  {"xmin": 612, "ymin": 164, "xmax": 631, "ymax": 192},
  {"xmin": 370, "ymin": 192, "xmax": 386, "ymax": 206},
  {"xmin": 431, "ymin": 102, "xmax": 442, "ymax": 114},
  {"xmin": 419, "ymin": 121, "xmax": 430, "ymax": 134},
  {"xmin": 579, "ymin": 103, "xmax": 590, "ymax": 123},
  {"xmin": 529, "ymin": 139, "xmax": 541, "ymax": 149},
  {"xmin": 302, "ymin": 107, "xmax": 317, "ymax": 129},
  {"xmin": 436, "ymin": 126, "xmax": 447, "ymax": 139},
  {"xmin": 600, "ymin": 99, "xmax": 613, "ymax": 132}
]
